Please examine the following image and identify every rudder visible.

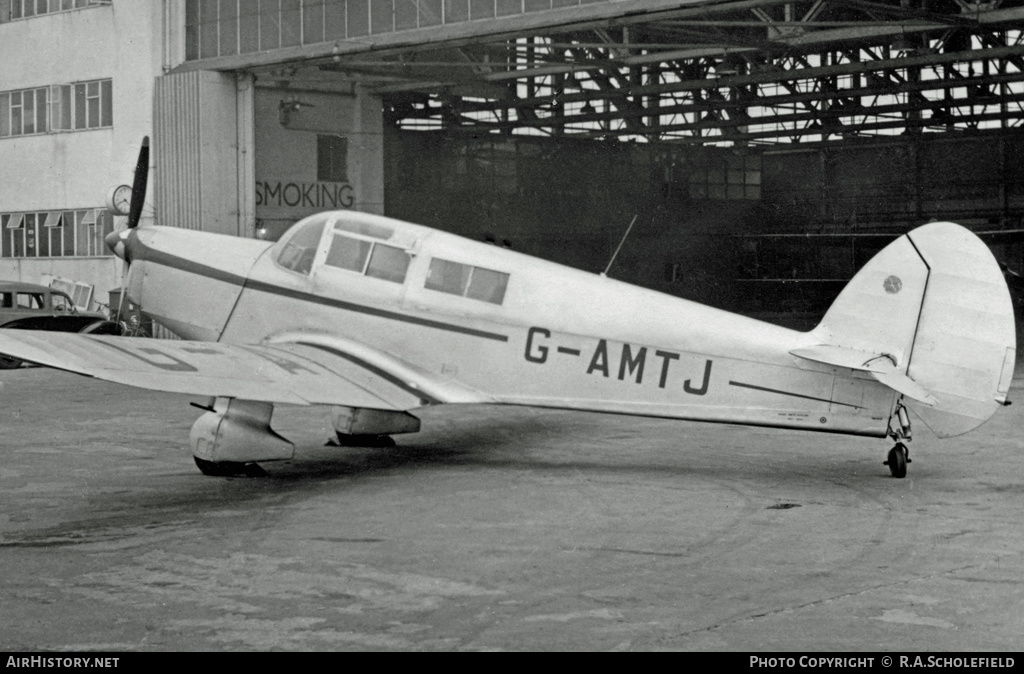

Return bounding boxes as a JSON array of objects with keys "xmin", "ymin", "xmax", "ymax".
[{"xmin": 901, "ymin": 222, "xmax": 1016, "ymax": 437}]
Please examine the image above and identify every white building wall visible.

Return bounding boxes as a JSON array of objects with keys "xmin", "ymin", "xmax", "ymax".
[{"xmin": 0, "ymin": 1, "xmax": 163, "ymax": 310}]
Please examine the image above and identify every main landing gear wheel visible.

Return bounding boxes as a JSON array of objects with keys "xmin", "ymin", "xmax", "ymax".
[
  {"xmin": 884, "ymin": 442, "xmax": 910, "ymax": 479},
  {"xmin": 327, "ymin": 433, "xmax": 397, "ymax": 448},
  {"xmin": 194, "ymin": 457, "xmax": 268, "ymax": 477},
  {"xmin": 0, "ymin": 355, "xmax": 22, "ymax": 370}
]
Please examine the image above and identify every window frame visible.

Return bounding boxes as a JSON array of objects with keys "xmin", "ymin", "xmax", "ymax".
[
  {"xmin": 425, "ymin": 257, "xmax": 511, "ymax": 305},
  {"xmin": 0, "ymin": 208, "xmax": 109, "ymax": 259},
  {"xmin": 1, "ymin": 0, "xmax": 109, "ymax": 24},
  {"xmin": 272, "ymin": 213, "xmax": 330, "ymax": 275},
  {"xmin": 323, "ymin": 229, "xmax": 412, "ymax": 285},
  {"xmin": 0, "ymin": 79, "xmax": 111, "ymax": 138},
  {"xmin": 16, "ymin": 292, "xmax": 45, "ymax": 310},
  {"xmin": 317, "ymin": 134, "xmax": 348, "ymax": 183}
]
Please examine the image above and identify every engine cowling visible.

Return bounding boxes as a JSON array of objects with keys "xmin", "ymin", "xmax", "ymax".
[{"xmin": 190, "ymin": 398, "xmax": 294, "ymax": 467}]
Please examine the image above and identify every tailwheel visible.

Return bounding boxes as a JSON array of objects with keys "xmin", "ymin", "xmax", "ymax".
[
  {"xmin": 194, "ymin": 457, "xmax": 268, "ymax": 477},
  {"xmin": 884, "ymin": 443, "xmax": 909, "ymax": 479}
]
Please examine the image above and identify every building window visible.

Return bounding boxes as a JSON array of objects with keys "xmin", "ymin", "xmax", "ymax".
[
  {"xmin": 1, "ymin": 0, "xmax": 110, "ymax": 23},
  {"xmin": 317, "ymin": 134, "xmax": 348, "ymax": 182},
  {"xmin": 689, "ymin": 154, "xmax": 762, "ymax": 200},
  {"xmin": 184, "ymin": 0, "xmax": 534, "ymax": 61},
  {"xmin": 0, "ymin": 79, "xmax": 112, "ymax": 137},
  {"xmin": 0, "ymin": 209, "xmax": 112, "ymax": 258}
]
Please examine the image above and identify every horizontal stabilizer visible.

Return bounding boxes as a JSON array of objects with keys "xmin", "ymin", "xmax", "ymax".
[
  {"xmin": 793, "ymin": 344, "xmax": 938, "ymax": 406},
  {"xmin": 790, "ymin": 345, "xmax": 895, "ymax": 373}
]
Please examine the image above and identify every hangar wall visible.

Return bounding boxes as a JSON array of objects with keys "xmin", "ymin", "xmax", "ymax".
[
  {"xmin": 385, "ymin": 129, "xmax": 1024, "ymax": 324},
  {"xmin": 253, "ymin": 84, "xmax": 384, "ymax": 241},
  {"xmin": 154, "ymin": 72, "xmax": 384, "ymax": 241}
]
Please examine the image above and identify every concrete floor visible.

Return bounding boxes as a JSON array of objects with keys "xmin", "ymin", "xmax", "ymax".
[{"xmin": 0, "ymin": 367, "xmax": 1022, "ymax": 651}]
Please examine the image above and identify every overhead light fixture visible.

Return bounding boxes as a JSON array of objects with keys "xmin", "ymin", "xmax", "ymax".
[
  {"xmin": 716, "ymin": 54, "xmax": 744, "ymax": 76},
  {"xmin": 892, "ymin": 34, "xmax": 916, "ymax": 53},
  {"xmin": 278, "ymin": 96, "xmax": 315, "ymax": 126}
]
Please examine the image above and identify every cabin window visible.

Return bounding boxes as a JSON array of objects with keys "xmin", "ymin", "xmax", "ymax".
[
  {"xmin": 325, "ymin": 233, "xmax": 410, "ymax": 284},
  {"xmin": 425, "ymin": 259, "xmax": 471, "ymax": 296},
  {"xmin": 466, "ymin": 267, "xmax": 510, "ymax": 304},
  {"xmin": 426, "ymin": 258, "xmax": 510, "ymax": 305},
  {"xmin": 366, "ymin": 244, "xmax": 411, "ymax": 283},
  {"xmin": 275, "ymin": 216, "xmax": 327, "ymax": 274}
]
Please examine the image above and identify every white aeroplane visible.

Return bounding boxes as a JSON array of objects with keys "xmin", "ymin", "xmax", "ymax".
[{"xmin": 0, "ymin": 139, "xmax": 1016, "ymax": 478}]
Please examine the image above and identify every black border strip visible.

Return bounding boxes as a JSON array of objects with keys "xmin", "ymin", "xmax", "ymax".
[{"xmin": 729, "ymin": 380, "xmax": 864, "ymax": 409}]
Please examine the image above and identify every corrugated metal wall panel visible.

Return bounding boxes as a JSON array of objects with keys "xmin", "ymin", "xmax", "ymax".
[
  {"xmin": 155, "ymin": 71, "xmax": 241, "ymax": 235},
  {"xmin": 155, "ymin": 71, "xmax": 203, "ymax": 230}
]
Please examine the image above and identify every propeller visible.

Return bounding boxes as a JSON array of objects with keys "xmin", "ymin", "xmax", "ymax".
[
  {"xmin": 105, "ymin": 137, "xmax": 149, "ymax": 330},
  {"xmin": 126, "ymin": 136, "xmax": 149, "ymax": 231}
]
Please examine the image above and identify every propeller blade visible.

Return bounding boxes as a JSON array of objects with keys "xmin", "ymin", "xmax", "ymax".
[
  {"xmin": 107, "ymin": 136, "xmax": 148, "ymax": 333},
  {"xmin": 126, "ymin": 136, "xmax": 149, "ymax": 230}
]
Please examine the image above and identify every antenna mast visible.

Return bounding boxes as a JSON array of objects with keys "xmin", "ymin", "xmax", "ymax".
[{"xmin": 602, "ymin": 214, "xmax": 639, "ymax": 277}]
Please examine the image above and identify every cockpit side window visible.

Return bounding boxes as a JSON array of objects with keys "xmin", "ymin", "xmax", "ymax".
[
  {"xmin": 274, "ymin": 216, "xmax": 328, "ymax": 275},
  {"xmin": 325, "ymin": 234, "xmax": 371, "ymax": 272},
  {"xmin": 324, "ymin": 232, "xmax": 411, "ymax": 284}
]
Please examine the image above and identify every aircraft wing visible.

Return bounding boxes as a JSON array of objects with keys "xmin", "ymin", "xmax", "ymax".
[{"xmin": 0, "ymin": 329, "xmax": 487, "ymax": 409}]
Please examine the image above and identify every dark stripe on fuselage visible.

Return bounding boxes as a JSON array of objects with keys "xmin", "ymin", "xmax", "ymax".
[
  {"xmin": 140, "ymin": 243, "xmax": 251, "ymax": 287},
  {"xmin": 296, "ymin": 342, "xmax": 442, "ymax": 406},
  {"xmin": 728, "ymin": 380, "xmax": 865, "ymax": 409},
  {"xmin": 133, "ymin": 237, "xmax": 510, "ymax": 343}
]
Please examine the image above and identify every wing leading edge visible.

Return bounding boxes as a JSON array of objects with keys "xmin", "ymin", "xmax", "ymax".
[{"xmin": 0, "ymin": 330, "xmax": 487, "ymax": 409}]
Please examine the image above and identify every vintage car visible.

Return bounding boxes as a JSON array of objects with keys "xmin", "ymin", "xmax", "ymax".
[{"xmin": 0, "ymin": 282, "xmax": 120, "ymax": 369}]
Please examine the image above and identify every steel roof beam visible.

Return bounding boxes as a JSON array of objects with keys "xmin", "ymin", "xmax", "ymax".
[{"xmin": 412, "ymin": 42, "xmax": 1024, "ymax": 116}]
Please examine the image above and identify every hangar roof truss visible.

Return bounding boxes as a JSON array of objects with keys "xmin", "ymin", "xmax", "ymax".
[{"xmin": 183, "ymin": 0, "xmax": 1024, "ymax": 145}]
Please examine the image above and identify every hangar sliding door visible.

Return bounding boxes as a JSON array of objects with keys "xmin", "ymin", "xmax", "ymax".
[{"xmin": 154, "ymin": 70, "xmax": 255, "ymax": 237}]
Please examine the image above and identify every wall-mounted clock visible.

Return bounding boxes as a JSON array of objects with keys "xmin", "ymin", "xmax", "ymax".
[{"xmin": 106, "ymin": 184, "xmax": 133, "ymax": 216}]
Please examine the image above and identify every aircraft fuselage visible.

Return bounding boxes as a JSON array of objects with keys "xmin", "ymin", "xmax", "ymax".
[{"xmin": 123, "ymin": 212, "xmax": 896, "ymax": 438}]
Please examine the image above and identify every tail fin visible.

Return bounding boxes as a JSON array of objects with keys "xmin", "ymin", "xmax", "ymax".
[{"xmin": 809, "ymin": 222, "xmax": 1016, "ymax": 438}]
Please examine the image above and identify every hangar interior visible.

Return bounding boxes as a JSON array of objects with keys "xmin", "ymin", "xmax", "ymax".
[{"xmin": 172, "ymin": 0, "xmax": 1024, "ymax": 325}]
